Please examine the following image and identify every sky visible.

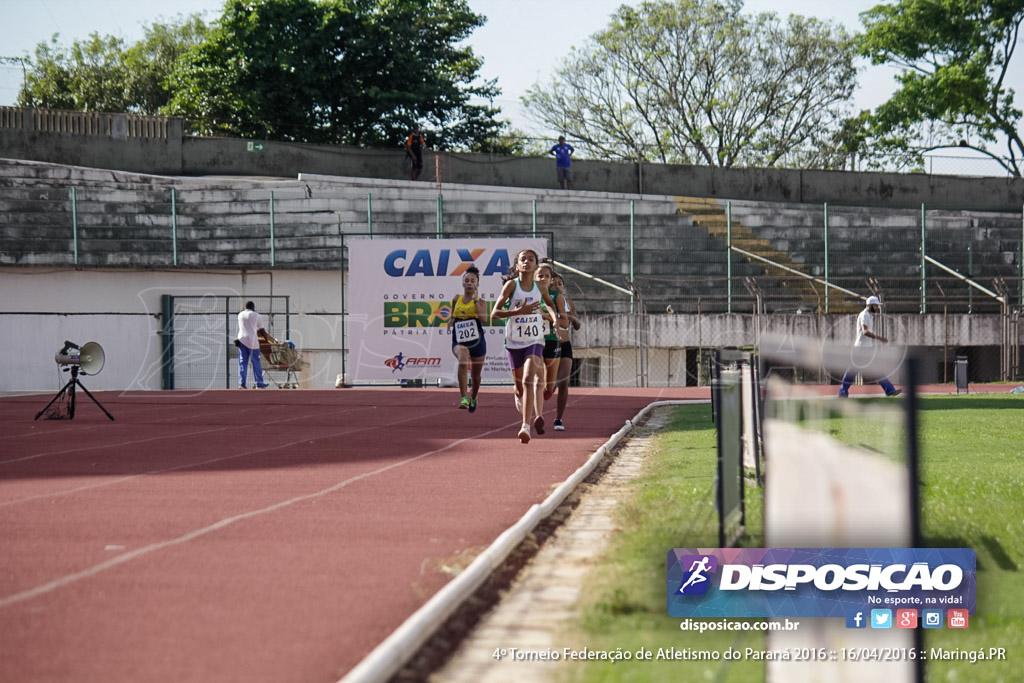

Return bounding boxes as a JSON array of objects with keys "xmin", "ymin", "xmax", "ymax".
[{"xmin": 0, "ymin": 0, "xmax": 1017, "ymax": 168}]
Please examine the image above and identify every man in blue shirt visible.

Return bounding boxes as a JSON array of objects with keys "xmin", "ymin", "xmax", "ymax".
[{"xmin": 549, "ymin": 136, "xmax": 575, "ymax": 189}]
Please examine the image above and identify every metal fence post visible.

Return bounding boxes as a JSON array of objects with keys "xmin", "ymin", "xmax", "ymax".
[
  {"xmin": 161, "ymin": 294, "xmax": 175, "ymax": 390},
  {"xmin": 532, "ymin": 199, "xmax": 537, "ymax": 238},
  {"xmin": 727, "ymin": 201, "xmax": 733, "ymax": 314},
  {"xmin": 968, "ymin": 242, "xmax": 973, "ymax": 314},
  {"xmin": 436, "ymin": 194, "xmax": 444, "ymax": 238},
  {"xmin": 171, "ymin": 188, "xmax": 178, "ymax": 266},
  {"xmin": 921, "ymin": 203, "xmax": 926, "ymax": 314},
  {"xmin": 269, "ymin": 191, "xmax": 276, "ymax": 267},
  {"xmin": 630, "ymin": 199, "xmax": 635, "ymax": 314},
  {"xmin": 71, "ymin": 186, "xmax": 78, "ymax": 265},
  {"xmin": 824, "ymin": 202, "xmax": 830, "ymax": 314},
  {"xmin": 367, "ymin": 192, "xmax": 372, "ymax": 237}
]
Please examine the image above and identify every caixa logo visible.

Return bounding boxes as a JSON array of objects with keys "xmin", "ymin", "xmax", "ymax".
[
  {"xmin": 384, "ymin": 248, "xmax": 511, "ymax": 277},
  {"xmin": 384, "ymin": 353, "xmax": 441, "ymax": 373}
]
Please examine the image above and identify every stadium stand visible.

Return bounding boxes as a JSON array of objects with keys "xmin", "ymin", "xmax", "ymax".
[{"xmin": 11, "ymin": 157, "xmax": 1018, "ymax": 316}]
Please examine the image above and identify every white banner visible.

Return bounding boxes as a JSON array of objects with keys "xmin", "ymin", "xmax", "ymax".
[{"xmin": 347, "ymin": 237, "xmax": 548, "ymax": 382}]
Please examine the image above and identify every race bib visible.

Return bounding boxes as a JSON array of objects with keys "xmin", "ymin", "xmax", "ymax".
[
  {"xmin": 507, "ymin": 314, "xmax": 543, "ymax": 344},
  {"xmin": 453, "ymin": 319, "xmax": 480, "ymax": 344},
  {"xmin": 543, "ymin": 318, "xmax": 552, "ymax": 337}
]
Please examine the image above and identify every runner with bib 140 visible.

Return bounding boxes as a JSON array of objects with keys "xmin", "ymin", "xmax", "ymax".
[{"xmin": 491, "ymin": 249, "xmax": 564, "ymax": 444}]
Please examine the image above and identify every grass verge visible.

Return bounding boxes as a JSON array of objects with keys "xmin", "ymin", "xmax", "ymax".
[
  {"xmin": 559, "ymin": 404, "xmax": 765, "ymax": 683},
  {"xmin": 560, "ymin": 395, "xmax": 1022, "ymax": 683}
]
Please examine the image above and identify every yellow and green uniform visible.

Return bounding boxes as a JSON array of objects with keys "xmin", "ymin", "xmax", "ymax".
[{"xmin": 451, "ymin": 294, "xmax": 487, "ymax": 356}]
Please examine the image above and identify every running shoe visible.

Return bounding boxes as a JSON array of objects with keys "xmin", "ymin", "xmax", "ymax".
[
  {"xmin": 518, "ymin": 424, "xmax": 531, "ymax": 443},
  {"xmin": 459, "ymin": 396, "xmax": 470, "ymax": 409},
  {"xmin": 533, "ymin": 414, "xmax": 545, "ymax": 435},
  {"xmin": 543, "ymin": 389, "xmax": 554, "ymax": 401},
  {"xmin": 553, "ymin": 419, "xmax": 565, "ymax": 431},
  {"xmin": 468, "ymin": 398, "xmax": 477, "ymax": 413},
  {"xmin": 887, "ymin": 389, "xmax": 903, "ymax": 397}
]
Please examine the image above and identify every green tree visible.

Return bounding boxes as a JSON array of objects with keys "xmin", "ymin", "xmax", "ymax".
[
  {"xmin": 17, "ymin": 15, "xmax": 208, "ymax": 114},
  {"xmin": 522, "ymin": 0, "xmax": 858, "ymax": 168},
  {"xmin": 19, "ymin": 34, "xmax": 130, "ymax": 111},
  {"xmin": 168, "ymin": 0, "xmax": 504, "ymax": 150},
  {"xmin": 125, "ymin": 15, "xmax": 209, "ymax": 115},
  {"xmin": 859, "ymin": 0, "xmax": 1024, "ymax": 176}
]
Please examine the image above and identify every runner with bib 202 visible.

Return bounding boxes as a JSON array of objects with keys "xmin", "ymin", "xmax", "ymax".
[
  {"xmin": 450, "ymin": 265, "xmax": 488, "ymax": 412},
  {"xmin": 491, "ymin": 249, "xmax": 565, "ymax": 444}
]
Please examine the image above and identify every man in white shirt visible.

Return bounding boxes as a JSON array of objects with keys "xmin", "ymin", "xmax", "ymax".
[
  {"xmin": 236, "ymin": 301, "xmax": 269, "ymax": 388},
  {"xmin": 838, "ymin": 295, "xmax": 901, "ymax": 397}
]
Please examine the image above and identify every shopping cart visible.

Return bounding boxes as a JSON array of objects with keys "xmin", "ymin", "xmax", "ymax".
[{"xmin": 257, "ymin": 331, "xmax": 307, "ymax": 388}]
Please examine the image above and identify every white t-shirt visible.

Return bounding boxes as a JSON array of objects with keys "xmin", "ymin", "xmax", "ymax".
[
  {"xmin": 854, "ymin": 308, "xmax": 874, "ymax": 347},
  {"xmin": 503, "ymin": 279, "xmax": 544, "ymax": 349},
  {"xmin": 237, "ymin": 309, "xmax": 264, "ymax": 350}
]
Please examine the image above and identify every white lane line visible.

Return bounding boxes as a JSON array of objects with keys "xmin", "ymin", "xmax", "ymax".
[
  {"xmin": 0, "ymin": 404, "xmax": 448, "ymax": 508},
  {"xmin": 0, "ymin": 404, "xmax": 239, "ymax": 441},
  {"xmin": 0, "ymin": 419, "xmax": 519, "ymax": 609},
  {"xmin": 0, "ymin": 398, "xmax": 397, "ymax": 466},
  {"xmin": 0, "ymin": 426, "xmax": 233, "ymax": 466}
]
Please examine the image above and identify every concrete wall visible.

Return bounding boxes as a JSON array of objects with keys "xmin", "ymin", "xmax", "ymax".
[
  {"xmin": 0, "ymin": 115, "xmax": 184, "ymax": 176},
  {"xmin": 4, "ymin": 107, "xmax": 1024, "ymax": 211},
  {"xmin": 2, "ymin": 267, "xmax": 1011, "ymax": 390},
  {"xmin": 0, "ymin": 268, "xmax": 345, "ymax": 392}
]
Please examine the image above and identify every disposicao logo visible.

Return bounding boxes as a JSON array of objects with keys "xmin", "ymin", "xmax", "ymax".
[
  {"xmin": 667, "ymin": 548, "xmax": 975, "ymax": 619},
  {"xmin": 675, "ymin": 555, "xmax": 718, "ymax": 595}
]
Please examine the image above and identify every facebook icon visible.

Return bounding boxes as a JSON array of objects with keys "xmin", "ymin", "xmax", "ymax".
[{"xmin": 846, "ymin": 609, "xmax": 867, "ymax": 629}]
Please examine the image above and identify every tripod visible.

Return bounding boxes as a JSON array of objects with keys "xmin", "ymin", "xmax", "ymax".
[{"xmin": 35, "ymin": 365, "xmax": 115, "ymax": 421}]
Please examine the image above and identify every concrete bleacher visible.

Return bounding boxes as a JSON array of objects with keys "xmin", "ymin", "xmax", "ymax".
[
  {"xmin": 725, "ymin": 199, "xmax": 1020, "ymax": 313},
  {"xmin": 1, "ymin": 157, "xmax": 1019, "ymax": 314}
]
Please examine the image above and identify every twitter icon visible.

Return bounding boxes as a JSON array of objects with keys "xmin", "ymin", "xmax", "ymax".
[{"xmin": 870, "ymin": 609, "xmax": 893, "ymax": 629}]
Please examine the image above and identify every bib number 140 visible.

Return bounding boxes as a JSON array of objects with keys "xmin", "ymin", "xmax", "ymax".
[
  {"xmin": 514, "ymin": 323, "xmax": 539, "ymax": 338},
  {"xmin": 509, "ymin": 314, "xmax": 541, "ymax": 343}
]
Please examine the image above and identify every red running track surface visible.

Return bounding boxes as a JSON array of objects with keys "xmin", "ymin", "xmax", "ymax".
[{"xmin": 0, "ymin": 386, "xmax": 704, "ymax": 683}]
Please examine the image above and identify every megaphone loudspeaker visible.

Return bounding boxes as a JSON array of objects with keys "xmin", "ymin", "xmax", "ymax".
[{"xmin": 79, "ymin": 341, "xmax": 105, "ymax": 375}]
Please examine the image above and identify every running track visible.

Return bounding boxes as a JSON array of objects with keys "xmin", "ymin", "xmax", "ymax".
[{"xmin": 0, "ymin": 387, "xmax": 703, "ymax": 683}]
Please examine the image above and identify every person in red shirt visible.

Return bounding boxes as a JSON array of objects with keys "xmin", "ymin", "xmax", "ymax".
[{"xmin": 406, "ymin": 126, "xmax": 425, "ymax": 180}]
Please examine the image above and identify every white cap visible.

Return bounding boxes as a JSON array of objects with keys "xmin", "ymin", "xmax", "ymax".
[{"xmin": 866, "ymin": 295, "xmax": 881, "ymax": 306}]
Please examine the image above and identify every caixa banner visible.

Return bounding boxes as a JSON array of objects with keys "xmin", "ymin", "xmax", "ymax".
[
  {"xmin": 667, "ymin": 548, "xmax": 975, "ymax": 618},
  {"xmin": 347, "ymin": 237, "xmax": 548, "ymax": 382}
]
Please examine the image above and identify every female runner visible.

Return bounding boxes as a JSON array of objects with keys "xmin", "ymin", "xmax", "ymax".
[
  {"xmin": 450, "ymin": 265, "xmax": 487, "ymax": 412},
  {"xmin": 491, "ymin": 249, "xmax": 563, "ymax": 443},
  {"xmin": 551, "ymin": 272, "xmax": 581, "ymax": 430},
  {"xmin": 536, "ymin": 261, "xmax": 564, "ymax": 404}
]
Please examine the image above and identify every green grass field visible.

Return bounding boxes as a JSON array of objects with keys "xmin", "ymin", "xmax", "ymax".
[{"xmin": 559, "ymin": 395, "xmax": 1023, "ymax": 683}]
